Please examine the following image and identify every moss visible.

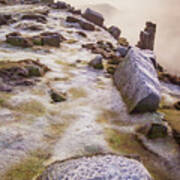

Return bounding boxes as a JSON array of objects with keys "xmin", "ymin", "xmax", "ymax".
[
  {"xmin": 0, "ymin": 92, "xmax": 13, "ymax": 107},
  {"xmin": 105, "ymin": 128, "xmax": 172, "ymax": 180},
  {"xmin": 159, "ymin": 109, "xmax": 180, "ymax": 132},
  {"xmin": 3, "ymin": 150, "xmax": 50, "ymax": 180},
  {"xmin": 65, "ymin": 39, "xmax": 78, "ymax": 44},
  {"xmin": 48, "ymin": 123, "xmax": 68, "ymax": 138},
  {"xmin": 15, "ymin": 100, "xmax": 46, "ymax": 117},
  {"xmin": 68, "ymin": 87, "xmax": 87, "ymax": 99}
]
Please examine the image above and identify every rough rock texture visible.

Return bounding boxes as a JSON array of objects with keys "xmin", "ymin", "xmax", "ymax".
[
  {"xmin": 137, "ymin": 22, "xmax": 156, "ymax": 51},
  {"xmin": 0, "ymin": 14, "xmax": 12, "ymax": 25},
  {"xmin": 37, "ymin": 155, "xmax": 152, "ymax": 180},
  {"xmin": 6, "ymin": 32, "xmax": 33, "ymax": 48},
  {"xmin": 108, "ymin": 26, "xmax": 121, "ymax": 39},
  {"xmin": 114, "ymin": 47, "xmax": 161, "ymax": 113},
  {"xmin": 89, "ymin": 55, "xmax": 104, "ymax": 70},
  {"xmin": 82, "ymin": 8, "xmax": 104, "ymax": 26}
]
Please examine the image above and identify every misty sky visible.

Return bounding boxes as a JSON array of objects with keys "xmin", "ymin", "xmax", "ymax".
[{"xmin": 64, "ymin": 0, "xmax": 180, "ymax": 74}]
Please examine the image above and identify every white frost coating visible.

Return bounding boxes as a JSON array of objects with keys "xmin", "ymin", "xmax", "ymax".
[{"xmin": 114, "ymin": 47, "xmax": 161, "ymax": 113}]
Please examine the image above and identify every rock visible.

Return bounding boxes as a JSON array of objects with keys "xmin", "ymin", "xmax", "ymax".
[
  {"xmin": 137, "ymin": 123, "xmax": 168, "ymax": 139},
  {"xmin": 89, "ymin": 55, "xmax": 104, "ymax": 70},
  {"xmin": 15, "ymin": 22, "xmax": 44, "ymax": 31},
  {"xmin": 158, "ymin": 72, "xmax": 180, "ymax": 86},
  {"xmin": 21, "ymin": 14, "xmax": 47, "ymax": 24},
  {"xmin": 50, "ymin": 1, "xmax": 70, "ymax": 9},
  {"xmin": 0, "ymin": 59, "xmax": 49, "ymax": 91},
  {"xmin": 107, "ymin": 66, "xmax": 116, "ymax": 75},
  {"xmin": 147, "ymin": 123, "xmax": 168, "ymax": 139},
  {"xmin": 137, "ymin": 22, "xmax": 156, "ymax": 51},
  {"xmin": 82, "ymin": 41, "xmax": 116, "ymax": 59},
  {"xmin": 114, "ymin": 47, "xmax": 161, "ymax": 113},
  {"xmin": 116, "ymin": 45, "xmax": 129, "ymax": 57},
  {"xmin": 66, "ymin": 16, "xmax": 80, "ymax": 23},
  {"xmin": 82, "ymin": 8, "xmax": 104, "ymax": 26},
  {"xmin": 76, "ymin": 31, "xmax": 87, "ymax": 38},
  {"xmin": 68, "ymin": 7, "xmax": 81, "ymax": 15},
  {"xmin": 36, "ymin": 155, "xmax": 152, "ymax": 180},
  {"xmin": 173, "ymin": 129, "xmax": 180, "ymax": 145},
  {"xmin": 108, "ymin": 26, "xmax": 121, "ymax": 39},
  {"xmin": 79, "ymin": 20, "xmax": 95, "ymax": 31},
  {"xmin": 0, "ymin": 14, "xmax": 12, "ymax": 26},
  {"xmin": 40, "ymin": 32, "xmax": 65, "ymax": 47},
  {"xmin": 6, "ymin": 32, "xmax": 33, "ymax": 48},
  {"xmin": 174, "ymin": 101, "xmax": 180, "ymax": 110},
  {"xmin": 50, "ymin": 90, "xmax": 67, "ymax": 103}
]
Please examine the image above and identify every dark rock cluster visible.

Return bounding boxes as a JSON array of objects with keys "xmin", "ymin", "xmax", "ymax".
[
  {"xmin": 0, "ymin": 59, "xmax": 49, "ymax": 92},
  {"xmin": 137, "ymin": 22, "xmax": 156, "ymax": 50}
]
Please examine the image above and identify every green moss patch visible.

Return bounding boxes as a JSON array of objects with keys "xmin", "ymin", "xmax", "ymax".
[
  {"xmin": 105, "ymin": 128, "xmax": 171, "ymax": 180},
  {"xmin": 3, "ymin": 150, "xmax": 51, "ymax": 180},
  {"xmin": 159, "ymin": 109, "xmax": 180, "ymax": 133},
  {"xmin": 15, "ymin": 100, "xmax": 46, "ymax": 117},
  {"xmin": 69, "ymin": 87, "xmax": 87, "ymax": 99}
]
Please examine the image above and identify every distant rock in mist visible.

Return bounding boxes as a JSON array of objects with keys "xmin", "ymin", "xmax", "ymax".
[{"xmin": 81, "ymin": 3, "xmax": 120, "ymax": 17}]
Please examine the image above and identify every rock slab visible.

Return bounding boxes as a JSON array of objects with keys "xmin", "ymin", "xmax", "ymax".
[
  {"xmin": 37, "ymin": 155, "xmax": 152, "ymax": 180},
  {"xmin": 82, "ymin": 8, "xmax": 104, "ymax": 26},
  {"xmin": 114, "ymin": 47, "xmax": 161, "ymax": 113}
]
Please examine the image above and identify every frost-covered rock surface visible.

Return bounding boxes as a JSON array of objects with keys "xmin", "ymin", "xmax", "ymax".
[
  {"xmin": 114, "ymin": 47, "xmax": 161, "ymax": 113},
  {"xmin": 37, "ymin": 155, "xmax": 152, "ymax": 180},
  {"xmin": 0, "ymin": 1, "xmax": 179, "ymax": 180}
]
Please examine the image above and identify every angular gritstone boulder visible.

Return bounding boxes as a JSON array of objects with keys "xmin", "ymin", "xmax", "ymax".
[
  {"xmin": 36, "ymin": 155, "xmax": 152, "ymax": 180},
  {"xmin": 114, "ymin": 47, "xmax": 161, "ymax": 113},
  {"xmin": 82, "ymin": 8, "xmax": 104, "ymax": 26}
]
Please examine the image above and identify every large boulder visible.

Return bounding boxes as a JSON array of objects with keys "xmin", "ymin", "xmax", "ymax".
[
  {"xmin": 82, "ymin": 8, "xmax": 104, "ymax": 26},
  {"xmin": 114, "ymin": 47, "xmax": 161, "ymax": 113},
  {"xmin": 37, "ymin": 155, "xmax": 152, "ymax": 180}
]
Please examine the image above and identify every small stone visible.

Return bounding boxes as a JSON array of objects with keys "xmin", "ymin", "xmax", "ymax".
[
  {"xmin": 6, "ymin": 32, "xmax": 33, "ymax": 48},
  {"xmin": 40, "ymin": 32, "xmax": 65, "ymax": 47},
  {"xmin": 21, "ymin": 14, "xmax": 47, "ymax": 24},
  {"xmin": 0, "ymin": 14, "xmax": 12, "ymax": 25},
  {"xmin": 108, "ymin": 26, "xmax": 121, "ymax": 39},
  {"xmin": 76, "ymin": 31, "xmax": 87, "ymax": 38},
  {"xmin": 79, "ymin": 20, "xmax": 95, "ymax": 31},
  {"xmin": 82, "ymin": 8, "xmax": 104, "ymax": 26},
  {"xmin": 50, "ymin": 90, "xmax": 67, "ymax": 103},
  {"xmin": 89, "ymin": 55, "xmax": 104, "ymax": 70},
  {"xmin": 147, "ymin": 123, "xmax": 168, "ymax": 139},
  {"xmin": 26, "ymin": 66, "xmax": 42, "ymax": 77},
  {"xmin": 66, "ymin": 16, "xmax": 80, "ymax": 23},
  {"xmin": 107, "ymin": 66, "xmax": 116, "ymax": 75},
  {"xmin": 174, "ymin": 101, "xmax": 180, "ymax": 110},
  {"xmin": 116, "ymin": 45, "xmax": 129, "ymax": 57}
]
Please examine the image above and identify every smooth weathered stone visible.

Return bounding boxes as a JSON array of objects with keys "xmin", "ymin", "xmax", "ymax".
[
  {"xmin": 37, "ymin": 155, "xmax": 152, "ymax": 180},
  {"xmin": 82, "ymin": 8, "xmax": 104, "ymax": 26},
  {"xmin": 114, "ymin": 47, "xmax": 161, "ymax": 113}
]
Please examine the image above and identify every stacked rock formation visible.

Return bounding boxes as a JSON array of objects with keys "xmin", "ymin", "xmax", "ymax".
[{"xmin": 137, "ymin": 22, "xmax": 156, "ymax": 50}]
